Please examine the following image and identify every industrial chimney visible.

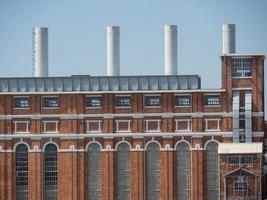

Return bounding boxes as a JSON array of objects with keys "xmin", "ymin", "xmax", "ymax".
[
  {"xmin": 222, "ymin": 24, "xmax": 236, "ymax": 54},
  {"xmin": 164, "ymin": 25, "xmax": 177, "ymax": 75},
  {"xmin": 32, "ymin": 27, "xmax": 49, "ymax": 77},
  {"xmin": 107, "ymin": 26, "xmax": 120, "ymax": 76}
]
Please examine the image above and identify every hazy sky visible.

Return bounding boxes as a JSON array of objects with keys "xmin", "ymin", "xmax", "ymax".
[{"xmin": 0, "ymin": 0, "xmax": 266, "ymax": 117}]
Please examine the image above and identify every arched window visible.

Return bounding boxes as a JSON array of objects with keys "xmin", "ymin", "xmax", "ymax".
[
  {"xmin": 44, "ymin": 144, "xmax": 58, "ymax": 200},
  {"xmin": 117, "ymin": 143, "xmax": 131, "ymax": 200},
  {"xmin": 146, "ymin": 142, "xmax": 160, "ymax": 200},
  {"xmin": 87, "ymin": 143, "xmax": 101, "ymax": 200},
  {"xmin": 206, "ymin": 141, "xmax": 219, "ymax": 200},
  {"xmin": 176, "ymin": 142, "xmax": 190, "ymax": 200},
  {"xmin": 15, "ymin": 144, "xmax": 28, "ymax": 200}
]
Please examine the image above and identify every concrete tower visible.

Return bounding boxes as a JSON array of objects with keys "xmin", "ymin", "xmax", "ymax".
[{"xmin": 32, "ymin": 27, "xmax": 49, "ymax": 77}]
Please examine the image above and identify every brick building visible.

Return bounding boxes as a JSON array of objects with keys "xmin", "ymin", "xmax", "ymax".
[{"xmin": 0, "ymin": 24, "xmax": 266, "ymax": 200}]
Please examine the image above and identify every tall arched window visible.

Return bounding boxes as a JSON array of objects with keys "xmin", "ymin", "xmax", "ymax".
[
  {"xmin": 15, "ymin": 144, "xmax": 28, "ymax": 200},
  {"xmin": 87, "ymin": 143, "xmax": 101, "ymax": 200},
  {"xmin": 206, "ymin": 141, "xmax": 219, "ymax": 200},
  {"xmin": 44, "ymin": 144, "xmax": 58, "ymax": 200},
  {"xmin": 146, "ymin": 142, "xmax": 160, "ymax": 200},
  {"xmin": 117, "ymin": 143, "xmax": 131, "ymax": 200},
  {"xmin": 176, "ymin": 142, "xmax": 190, "ymax": 200}
]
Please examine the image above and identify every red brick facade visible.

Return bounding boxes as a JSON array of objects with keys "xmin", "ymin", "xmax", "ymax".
[{"xmin": 0, "ymin": 55, "xmax": 265, "ymax": 200}]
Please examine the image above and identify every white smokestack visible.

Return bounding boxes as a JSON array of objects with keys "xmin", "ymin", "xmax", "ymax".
[
  {"xmin": 164, "ymin": 25, "xmax": 177, "ymax": 75},
  {"xmin": 32, "ymin": 27, "xmax": 49, "ymax": 77},
  {"xmin": 222, "ymin": 24, "xmax": 236, "ymax": 54},
  {"xmin": 107, "ymin": 26, "xmax": 120, "ymax": 76}
]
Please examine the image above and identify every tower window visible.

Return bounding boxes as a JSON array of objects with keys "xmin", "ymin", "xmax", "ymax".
[{"xmin": 232, "ymin": 57, "xmax": 252, "ymax": 77}]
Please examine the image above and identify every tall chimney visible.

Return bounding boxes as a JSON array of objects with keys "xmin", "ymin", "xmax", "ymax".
[
  {"xmin": 164, "ymin": 25, "xmax": 177, "ymax": 75},
  {"xmin": 222, "ymin": 24, "xmax": 236, "ymax": 54},
  {"xmin": 107, "ymin": 26, "xmax": 120, "ymax": 76},
  {"xmin": 32, "ymin": 27, "xmax": 49, "ymax": 77}
]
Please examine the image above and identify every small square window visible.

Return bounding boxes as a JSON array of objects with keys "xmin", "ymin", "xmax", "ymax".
[
  {"xmin": 116, "ymin": 96, "xmax": 131, "ymax": 107},
  {"xmin": 86, "ymin": 96, "xmax": 101, "ymax": 108},
  {"xmin": 145, "ymin": 95, "xmax": 160, "ymax": 107},
  {"xmin": 14, "ymin": 97, "xmax": 29, "ymax": 108},
  {"xmin": 205, "ymin": 95, "xmax": 220, "ymax": 106},
  {"xmin": 175, "ymin": 95, "xmax": 191, "ymax": 106},
  {"xmin": 43, "ymin": 97, "xmax": 58, "ymax": 108}
]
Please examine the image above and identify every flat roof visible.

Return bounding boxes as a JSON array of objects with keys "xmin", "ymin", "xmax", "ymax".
[
  {"xmin": 0, "ymin": 75, "xmax": 201, "ymax": 93},
  {"xmin": 221, "ymin": 53, "xmax": 265, "ymax": 57},
  {"xmin": 218, "ymin": 142, "xmax": 263, "ymax": 154}
]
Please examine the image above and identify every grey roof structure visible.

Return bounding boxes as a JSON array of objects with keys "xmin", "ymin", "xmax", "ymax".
[{"xmin": 0, "ymin": 75, "xmax": 201, "ymax": 93}]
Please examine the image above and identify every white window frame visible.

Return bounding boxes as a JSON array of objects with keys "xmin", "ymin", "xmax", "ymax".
[
  {"xmin": 86, "ymin": 120, "xmax": 102, "ymax": 133},
  {"xmin": 144, "ymin": 94, "xmax": 161, "ymax": 108},
  {"xmin": 115, "ymin": 94, "xmax": 131, "ymax": 108},
  {"xmin": 174, "ymin": 94, "xmax": 191, "ymax": 107},
  {"xmin": 43, "ymin": 121, "xmax": 59, "ymax": 133},
  {"xmin": 115, "ymin": 120, "xmax": 131, "ymax": 133},
  {"xmin": 13, "ymin": 96, "xmax": 30, "ymax": 110},
  {"xmin": 175, "ymin": 119, "xmax": 191, "ymax": 132},
  {"xmin": 205, "ymin": 119, "xmax": 221, "ymax": 131},
  {"xmin": 42, "ymin": 96, "xmax": 59, "ymax": 109},
  {"xmin": 144, "ymin": 119, "xmax": 161, "ymax": 132},
  {"xmin": 204, "ymin": 94, "xmax": 221, "ymax": 107},
  {"xmin": 85, "ymin": 95, "xmax": 102, "ymax": 109},
  {"xmin": 232, "ymin": 57, "xmax": 252, "ymax": 78},
  {"xmin": 14, "ymin": 121, "xmax": 30, "ymax": 133},
  {"xmin": 234, "ymin": 177, "xmax": 248, "ymax": 192}
]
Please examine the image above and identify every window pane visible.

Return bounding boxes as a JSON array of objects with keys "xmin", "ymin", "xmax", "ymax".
[
  {"xmin": 16, "ymin": 144, "xmax": 28, "ymax": 200},
  {"xmin": 86, "ymin": 96, "xmax": 101, "ymax": 107},
  {"xmin": 15, "ymin": 97, "xmax": 29, "ymax": 108},
  {"xmin": 176, "ymin": 142, "xmax": 190, "ymax": 200},
  {"xmin": 205, "ymin": 95, "xmax": 220, "ymax": 106},
  {"xmin": 232, "ymin": 58, "xmax": 252, "ymax": 77},
  {"xmin": 146, "ymin": 142, "xmax": 160, "ymax": 200},
  {"xmin": 44, "ymin": 144, "xmax": 57, "ymax": 200},
  {"xmin": 88, "ymin": 143, "xmax": 101, "ymax": 200},
  {"xmin": 116, "ymin": 96, "xmax": 131, "ymax": 107},
  {"xmin": 175, "ymin": 96, "xmax": 191, "ymax": 106},
  {"xmin": 206, "ymin": 142, "xmax": 219, "ymax": 200},
  {"xmin": 117, "ymin": 143, "xmax": 131, "ymax": 200},
  {"xmin": 43, "ymin": 97, "xmax": 58, "ymax": 108},
  {"xmin": 145, "ymin": 96, "xmax": 160, "ymax": 107}
]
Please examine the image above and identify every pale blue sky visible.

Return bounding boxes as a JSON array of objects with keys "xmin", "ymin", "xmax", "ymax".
[{"xmin": 0, "ymin": 0, "xmax": 266, "ymax": 117}]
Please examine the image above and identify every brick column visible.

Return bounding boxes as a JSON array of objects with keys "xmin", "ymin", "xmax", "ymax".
[
  {"xmin": 6, "ymin": 152, "xmax": 13, "ymax": 200},
  {"xmin": 191, "ymin": 137, "xmax": 204, "ymax": 200},
  {"xmin": 77, "ymin": 151, "xmax": 85, "ymax": 200},
  {"xmin": 0, "ymin": 151, "xmax": 5, "ymax": 200},
  {"xmin": 58, "ymin": 152, "xmax": 78, "ymax": 200},
  {"xmin": 28, "ymin": 148, "xmax": 42, "ymax": 200},
  {"xmin": 101, "ymin": 140, "xmax": 114, "ymax": 200}
]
